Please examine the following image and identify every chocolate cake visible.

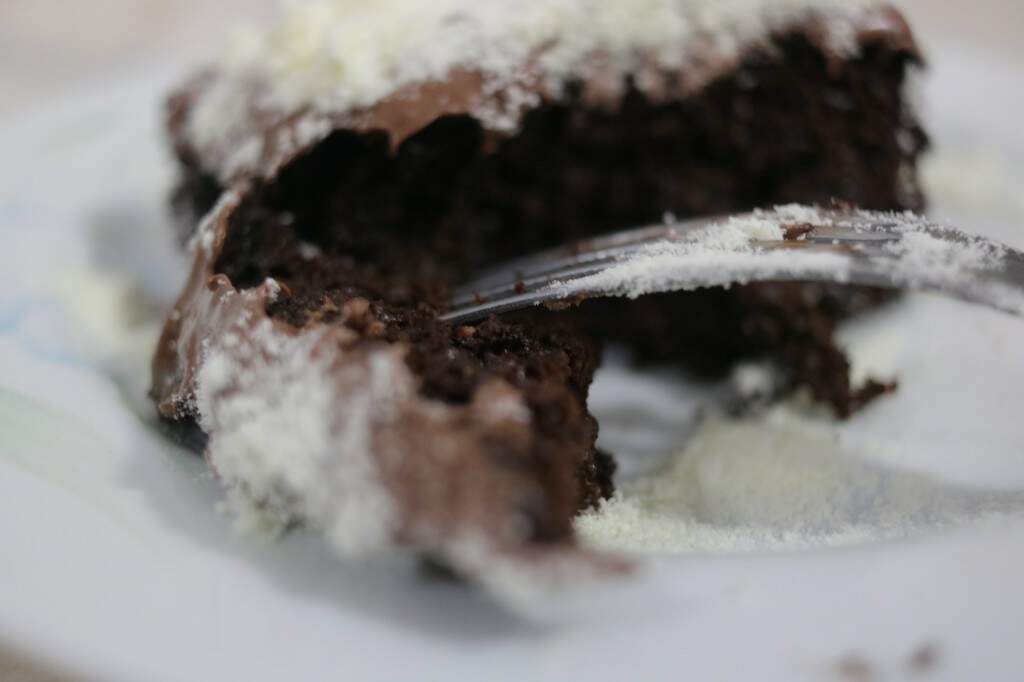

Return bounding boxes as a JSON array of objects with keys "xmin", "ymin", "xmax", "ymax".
[{"xmin": 153, "ymin": 0, "xmax": 925, "ymax": 594}]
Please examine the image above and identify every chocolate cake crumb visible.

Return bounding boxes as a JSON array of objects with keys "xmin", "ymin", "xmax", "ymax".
[
  {"xmin": 569, "ymin": 282, "xmax": 899, "ymax": 418},
  {"xmin": 783, "ymin": 223, "xmax": 816, "ymax": 241}
]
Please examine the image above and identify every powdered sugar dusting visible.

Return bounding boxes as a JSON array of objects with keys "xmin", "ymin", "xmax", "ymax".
[
  {"xmin": 224, "ymin": 0, "xmax": 882, "ymax": 111},
  {"xmin": 444, "ymin": 533, "xmax": 632, "ymax": 620},
  {"xmin": 196, "ymin": 314, "xmax": 403, "ymax": 557},
  {"xmin": 548, "ymin": 207, "xmax": 853, "ymax": 299},
  {"xmin": 577, "ymin": 410, "xmax": 1024, "ymax": 554},
  {"xmin": 867, "ymin": 212, "xmax": 1024, "ymax": 313},
  {"xmin": 880, "ymin": 225, "xmax": 1005, "ymax": 283}
]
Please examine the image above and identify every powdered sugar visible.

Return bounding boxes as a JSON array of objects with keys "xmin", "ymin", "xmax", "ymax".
[
  {"xmin": 577, "ymin": 409, "xmax": 1024, "ymax": 554},
  {"xmin": 439, "ymin": 532, "xmax": 630, "ymax": 620},
  {"xmin": 547, "ymin": 207, "xmax": 853, "ymax": 299},
  {"xmin": 223, "ymin": 0, "xmax": 882, "ymax": 113},
  {"xmin": 563, "ymin": 246, "xmax": 851, "ymax": 299},
  {"xmin": 196, "ymin": 313, "xmax": 404, "ymax": 557},
  {"xmin": 879, "ymin": 226, "xmax": 1005, "ymax": 283},
  {"xmin": 868, "ymin": 214, "xmax": 1024, "ymax": 313}
]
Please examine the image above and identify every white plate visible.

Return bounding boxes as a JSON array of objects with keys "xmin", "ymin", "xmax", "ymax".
[{"xmin": 2, "ymin": 48, "xmax": 1024, "ymax": 682}]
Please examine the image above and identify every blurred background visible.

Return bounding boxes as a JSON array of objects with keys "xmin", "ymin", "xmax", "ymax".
[{"xmin": 0, "ymin": 0, "xmax": 1022, "ymax": 119}]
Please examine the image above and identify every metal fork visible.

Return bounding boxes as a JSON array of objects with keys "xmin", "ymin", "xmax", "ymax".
[{"xmin": 441, "ymin": 208, "xmax": 1024, "ymax": 324}]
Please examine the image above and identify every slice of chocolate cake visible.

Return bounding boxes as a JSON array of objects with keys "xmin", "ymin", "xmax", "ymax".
[{"xmin": 154, "ymin": 1, "xmax": 926, "ymax": 593}]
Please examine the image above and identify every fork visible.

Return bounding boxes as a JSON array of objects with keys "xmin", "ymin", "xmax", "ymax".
[{"xmin": 441, "ymin": 207, "xmax": 1024, "ymax": 324}]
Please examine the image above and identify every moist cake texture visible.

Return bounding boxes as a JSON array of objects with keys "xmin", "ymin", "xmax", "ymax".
[{"xmin": 154, "ymin": 0, "xmax": 926, "ymax": 593}]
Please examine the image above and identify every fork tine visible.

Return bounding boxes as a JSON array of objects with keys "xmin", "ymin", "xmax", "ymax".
[
  {"xmin": 450, "ymin": 240, "xmax": 875, "ymax": 311},
  {"xmin": 451, "ymin": 215, "xmax": 752, "ymax": 306},
  {"xmin": 451, "ymin": 209, "xmax": 851, "ymax": 307},
  {"xmin": 449, "ymin": 242, "xmax": 663, "ymax": 307},
  {"xmin": 466, "ymin": 217, "xmax": 721, "ymax": 289}
]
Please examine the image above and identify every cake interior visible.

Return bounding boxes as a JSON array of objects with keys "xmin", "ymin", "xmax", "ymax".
[{"xmin": 190, "ymin": 31, "xmax": 924, "ymax": 537}]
